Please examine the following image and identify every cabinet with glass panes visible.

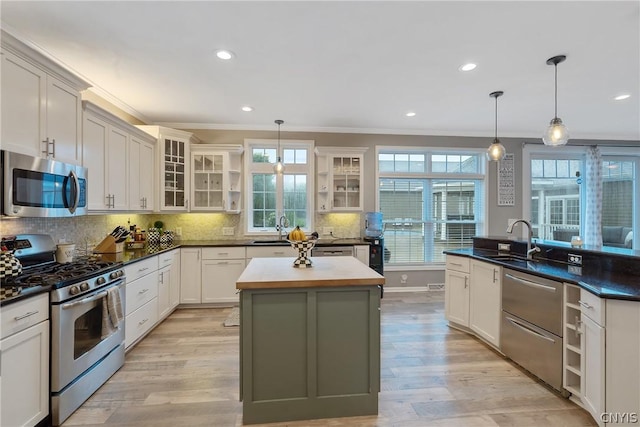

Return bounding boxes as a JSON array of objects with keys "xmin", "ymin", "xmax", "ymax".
[
  {"xmin": 315, "ymin": 147, "xmax": 367, "ymax": 212},
  {"xmin": 190, "ymin": 145, "xmax": 243, "ymax": 212},
  {"xmin": 137, "ymin": 126, "xmax": 199, "ymax": 211}
]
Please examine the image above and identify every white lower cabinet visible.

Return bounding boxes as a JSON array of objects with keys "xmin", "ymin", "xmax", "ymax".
[
  {"xmin": 582, "ymin": 313, "xmax": 605, "ymax": 423},
  {"xmin": 354, "ymin": 245, "xmax": 369, "ymax": 265},
  {"xmin": 445, "ymin": 255, "xmax": 470, "ymax": 327},
  {"xmin": 605, "ymin": 299, "xmax": 640, "ymax": 426},
  {"xmin": 201, "ymin": 247, "xmax": 246, "ymax": 303},
  {"xmin": 180, "ymin": 248, "xmax": 202, "ymax": 303},
  {"xmin": 124, "ymin": 256, "xmax": 159, "ymax": 349},
  {"xmin": 469, "ymin": 260, "xmax": 501, "ymax": 348},
  {"xmin": 158, "ymin": 249, "xmax": 180, "ymax": 320},
  {"xmin": 0, "ymin": 294, "xmax": 49, "ymax": 427}
]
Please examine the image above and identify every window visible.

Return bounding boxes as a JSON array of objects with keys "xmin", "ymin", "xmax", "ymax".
[
  {"xmin": 377, "ymin": 148, "xmax": 486, "ymax": 265},
  {"xmin": 529, "ymin": 155, "xmax": 583, "ymax": 241},
  {"xmin": 245, "ymin": 139, "xmax": 314, "ymax": 234},
  {"xmin": 523, "ymin": 146, "xmax": 638, "ymax": 250}
]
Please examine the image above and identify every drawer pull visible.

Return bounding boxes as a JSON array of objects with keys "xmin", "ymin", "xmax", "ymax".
[
  {"xmin": 138, "ymin": 267, "xmax": 149, "ymax": 273},
  {"xmin": 578, "ymin": 300, "xmax": 593, "ymax": 309},
  {"xmin": 138, "ymin": 288, "xmax": 149, "ymax": 295},
  {"xmin": 138, "ymin": 318, "xmax": 149, "ymax": 326},
  {"xmin": 274, "ymin": 251, "xmax": 284, "ymax": 255},
  {"xmin": 218, "ymin": 252, "xmax": 228, "ymax": 256},
  {"xmin": 450, "ymin": 262, "xmax": 463, "ymax": 267},
  {"xmin": 14, "ymin": 310, "xmax": 39, "ymax": 321},
  {"xmin": 505, "ymin": 273, "xmax": 557, "ymax": 292}
]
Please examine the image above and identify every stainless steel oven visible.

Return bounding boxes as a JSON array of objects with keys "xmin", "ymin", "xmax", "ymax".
[
  {"xmin": 50, "ymin": 269, "xmax": 126, "ymax": 426},
  {"xmin": 1, "ymin": 150, "xmax": 87, "ymax": 217}
]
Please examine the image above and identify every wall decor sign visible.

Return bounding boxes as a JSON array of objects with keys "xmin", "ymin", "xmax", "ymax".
[{"xmin": 497, "ymin": 153, "xmax": 515, "ymax": 206}]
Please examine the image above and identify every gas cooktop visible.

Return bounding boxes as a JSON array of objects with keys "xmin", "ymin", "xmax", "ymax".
[{"xmin": 2, "ymin": 257, "xmax": 121, "ymax": 289}]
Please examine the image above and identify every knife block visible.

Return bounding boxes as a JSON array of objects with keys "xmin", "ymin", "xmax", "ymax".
[{"xmin": 94, "ymin": 236, "xmax": 124, "ymax": 253}]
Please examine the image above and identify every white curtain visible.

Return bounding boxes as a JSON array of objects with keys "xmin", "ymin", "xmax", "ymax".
[{"xmin": 585, "ymin": 146, "xmax": 602, "ymax": 247}]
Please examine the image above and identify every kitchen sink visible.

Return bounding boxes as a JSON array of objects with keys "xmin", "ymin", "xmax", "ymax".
[{"xmin": 250, "ymin": 239, "xmax": 291, "ymax": 245}]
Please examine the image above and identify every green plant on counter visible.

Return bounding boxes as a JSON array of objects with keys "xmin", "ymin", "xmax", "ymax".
[{"xmin": 153, "ymin": 220, "xmax": 164, "ymax": 231}]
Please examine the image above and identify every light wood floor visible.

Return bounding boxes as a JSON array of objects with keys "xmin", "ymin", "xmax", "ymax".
[{"xmin": 62, "ymin": 292, "xmax": 596, "ymax": 426}]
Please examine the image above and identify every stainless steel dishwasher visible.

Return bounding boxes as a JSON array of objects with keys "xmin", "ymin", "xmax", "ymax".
[
  {"xmin": 501, "ymin": 268, "xmax": 564, "ymax": 393},
  {"xmin": 311, "ymin": 246, "xmax": 354, "ymax": 257}
]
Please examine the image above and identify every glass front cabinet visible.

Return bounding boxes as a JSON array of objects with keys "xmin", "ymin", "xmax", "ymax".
[
  {"xmin": 315, "ymin": 147, "xmax": 367, "ymax": 212},
  {"xmin": 190, "ymin": 144, "xmax": 243, "ymax": 213},
  {"xmin": 137, "ymin": 126, "xmax": 199, "ymax": 211}
]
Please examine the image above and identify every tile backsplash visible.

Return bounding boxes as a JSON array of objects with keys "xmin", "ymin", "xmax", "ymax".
[{"xmin": 0, "ymin": 212, "xmax": 364, "ymax": 249}]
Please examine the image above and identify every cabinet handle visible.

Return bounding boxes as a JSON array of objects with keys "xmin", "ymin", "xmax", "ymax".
[
  {"xmin": 42, "ymin": 138, "xmax": 49, "ymax": 157},
  {"xmin": 138, "ymin": 288, "xmax": 149, "ymax": 295},
  {"xmin": 464, "ymin": 276, "xmax": 468, "ymax": 288},
  {"xmin": 578, "ymin": 300, "xmax": 593, "ymax": 309},
  {"xmin": 450, "ymin": 262, "xmax": 463, "ymax": 267},
  {"xmin": 138, "ymin": 318, "xmax": 149, "ymax": 326},
  {"xmin": 51, "ymin": 138, "xmax": 56, "ymax": 158},
  {"xmin": 274, "ymin": 251, "xmax": 285, "ymax": 255},
  {"xmin": 140, "ymin": 197, "xmax": 145, "ymax": 208},
  {"xmin": 217, "ymin": 261, "xmax": 228, "ymax": 265},
  {"xmin": 138, "ymin": 267, "xmax": 149, "ymax": 273},
  {"xmin": 217, "ymin": 252, "xmax": 228, "ymax": 256},
  {"xmin": 111, "ymin": 194, "xmax": 115, "ymax": 208},
  {"xmin": 493, "ymin": 269, "xmax": 498, "ymax": 283},
  {"xmin": 14, "ymin": 310, "xmax": 39, "ymax": 321}
]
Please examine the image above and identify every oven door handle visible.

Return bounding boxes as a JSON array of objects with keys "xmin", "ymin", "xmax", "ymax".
[
  {"xmin": 61, "ymin": 280, "xmax": 124, "ymax": 310},
  {"xmin": 62, "ymin": 290, "xmax": 108, "ymax": 309}
]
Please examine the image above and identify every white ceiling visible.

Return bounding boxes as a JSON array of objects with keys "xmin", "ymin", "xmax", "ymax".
[{"xmin": 2, "ymin": 1, "xmax": 639, "ymax": 141}]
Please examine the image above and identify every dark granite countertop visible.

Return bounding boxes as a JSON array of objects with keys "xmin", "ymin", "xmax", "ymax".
[
  {"xmin": 445, "ymin": 247, "xmax": 640, "ymax": 301},
  {"xmin": 0, "ymin": 284, "xmax": 51, "ymax": 307}
]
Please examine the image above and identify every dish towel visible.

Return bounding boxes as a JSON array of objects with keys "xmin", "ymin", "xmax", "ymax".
[{"xmin": 101, "ymin": 286, "xmax": 124, "ymax": 339}]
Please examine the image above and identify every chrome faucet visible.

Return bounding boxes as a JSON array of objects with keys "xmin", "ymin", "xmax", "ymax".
[
  {"xmin": 506, "ymin": 219, "xmax": 541, "ymax": 259},
  {"xmin": 276, "ymin": 215, "xmax": 289, "ymax": 240}
]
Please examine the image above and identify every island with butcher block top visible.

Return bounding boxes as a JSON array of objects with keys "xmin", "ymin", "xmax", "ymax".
[{"xmin": 236, "ymin": 256, "xmax": 385, "ymax": 425}]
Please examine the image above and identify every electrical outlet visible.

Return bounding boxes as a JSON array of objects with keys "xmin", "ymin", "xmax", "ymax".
[
  {"xmin": 568, "ymin": 265, "xmax": 583, "ymax": 275},
  {"xmin": 175, "ymin": 227, "xmax": 182, "ymax": 236},
  {"xmin": 223, "ymin": 227, "xmax": 235, "ymax": 236},
  {"xmin": 323, "ymin": 227, "xmax": 334, "ymax": 236},
  {"xmin": 568, "ymin": 253, "xmax": 583, "ymax": 265},
  {"xmin": 498, "ymin": 243, "xmax": 511, "ymax": 252}
]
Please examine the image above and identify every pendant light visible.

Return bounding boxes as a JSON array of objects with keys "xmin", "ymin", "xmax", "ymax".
[
  {"xmin": 543, "ymin": 55, "xmax": 570, "ymax": 146},
  {"xmin": 486, "ymin": 91, "xmax": 506, "ymax": 161},
  {"xmin": 274, "ymin": 119, "xmax": 285, "ymax": 174}
]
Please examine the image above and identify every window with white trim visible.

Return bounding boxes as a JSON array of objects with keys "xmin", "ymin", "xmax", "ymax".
[
  {"xmin": 244, "ymin": 139, "xmax": 314, "ymax": 234},
  {"xmin": 377, "ymin": 149, "xmax": 486, "ymax": 265},
  {"xmin": 523, "ymin": 145, "xmax": 638, "ymax": 250}
]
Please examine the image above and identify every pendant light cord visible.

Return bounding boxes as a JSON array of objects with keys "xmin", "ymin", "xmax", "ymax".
[
  {"xmin": 494, "ymin": 95, "xmax": 498, "ymax": 140},
  {"xmin": 554, "ymin": 63, "xmax": 558, "ymax": 119}
]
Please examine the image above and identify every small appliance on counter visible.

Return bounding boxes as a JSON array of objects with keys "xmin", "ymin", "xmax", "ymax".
[{"xmin": 363, "ymin": 212, "xmax": 385, "ymax": 276}]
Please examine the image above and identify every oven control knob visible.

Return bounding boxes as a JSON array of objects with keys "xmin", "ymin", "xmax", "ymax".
[
  {"xmin": 110, "ymin": 271, "xmax": 119, "ymax": 280},
  {"xmin": 96, "ymin": 277, "xmax": 106, "ymax": 286},
  {"xmin": 118, "ymin": 270, "xmax": 124, "ymax": 278},
  {"xmin": 80, "ymin": 282, "xmax": 90, "ymax": 291},
  {"xmin": 69, "ymin": 285, "xmax": 80, "ymax": 295}
]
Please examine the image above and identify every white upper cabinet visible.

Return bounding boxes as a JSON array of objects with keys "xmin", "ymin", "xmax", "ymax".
[
  {"xmin": 190, "ymin": 144, "xmax": 243, "ymax": 212},
  {"xmin": 137, "ymin": 126, "xmax": 199, "ymax": 212},
  {"xmin": 315, "ymin": 147, "xmax": 367, "ymax": 212},
  {"xmin": 1, "ymin": 30, "xmax": 89, "ymax": 164},
  {"xmin": 83, "ymin": 101, "xmax": 155, "ymax": 212}
]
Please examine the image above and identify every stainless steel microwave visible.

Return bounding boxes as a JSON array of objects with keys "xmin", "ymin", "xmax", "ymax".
[{"xmin": 2, "ymin": 151, "xmax": 87, "ymax": 217}]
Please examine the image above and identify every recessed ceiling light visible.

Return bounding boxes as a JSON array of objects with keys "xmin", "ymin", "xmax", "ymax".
[
  {"xmin": 241, "ymin": 106, "xmax": 253, "ymax": 112},
  {"xmin": 614, "ymin": 94, "xmax": 631, "ymax": 101},
  {"xmin": 216, "ymin": 49, "xmax": 234, "ymax": 60},
  {"xmin": 405, "ymin": 111, "xmax": 416, "ymax": 117},
  {"xmin": 459, "ymin": 63, "xmax": 477, "ymax": 72}
]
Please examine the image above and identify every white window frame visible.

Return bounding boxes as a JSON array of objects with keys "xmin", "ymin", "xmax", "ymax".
[
  {"xmin": 244, "ymin": 139, "xmax": 315, "ymax": 236},
  {"xmin": 523, "ymin": 144, "xmax": 639, "ymax": 249},
  {"xmin": 375, "ymin": 146, "xmax": 488, "ymax": 269}
]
